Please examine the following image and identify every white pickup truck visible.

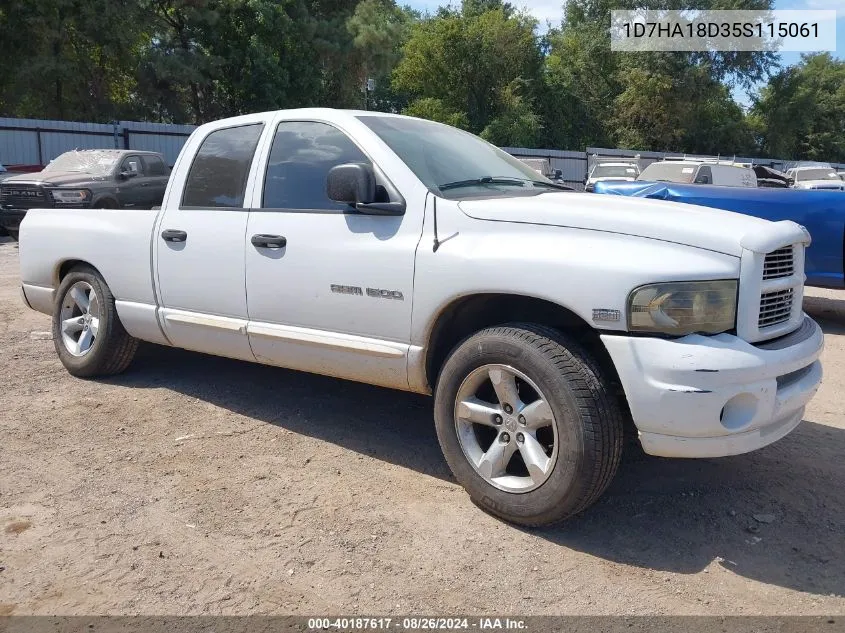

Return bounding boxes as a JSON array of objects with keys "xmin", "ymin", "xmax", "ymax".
[{"xmin": 19, "ymin": 109, "xmax": 824, "ymax": 526}]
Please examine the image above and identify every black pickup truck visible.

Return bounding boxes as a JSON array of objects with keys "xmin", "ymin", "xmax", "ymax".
[{"xmin": 0, "ymin": 149, "xmax": 169, "ymax": 240}]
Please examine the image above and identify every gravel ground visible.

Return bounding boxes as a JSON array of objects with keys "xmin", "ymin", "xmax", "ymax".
[{"xmin": 1, "ymin": 235, "xmax": 843, "ymax": 616}]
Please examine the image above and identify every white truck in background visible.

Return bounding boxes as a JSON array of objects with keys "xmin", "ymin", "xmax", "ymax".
[
  {"xmin": 584, "ymin": 155, "xmax": 640, "ymax": 192},
  {"xmin": 637, "ymin": 158, "xmax": 757, "ymax": 187},
  {"xmin": 18, "ymin": 109, "xmax": 823, "ymax": 526},
  {"xmin": 786, "ymin": 165, "xmax": 845, "ymax": 191}
]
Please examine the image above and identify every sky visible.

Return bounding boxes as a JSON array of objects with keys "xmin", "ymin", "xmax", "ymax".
[{"xmin": 405, "ymin": 0, "xmax": 844, "ymax": 105}]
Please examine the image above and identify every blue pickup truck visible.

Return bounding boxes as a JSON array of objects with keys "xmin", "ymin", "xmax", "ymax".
[{"xmin": 594, "ymin": 180, "xmax": 845, "ymax": 288}]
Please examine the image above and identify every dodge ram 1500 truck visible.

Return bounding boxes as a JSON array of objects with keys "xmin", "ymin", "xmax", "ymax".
[{"xmin": 18, "ymin": 109, "xmax": 824, "ymax": 526}]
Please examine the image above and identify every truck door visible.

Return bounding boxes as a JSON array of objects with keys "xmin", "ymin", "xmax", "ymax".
[
  {"xmin": 244, "ymin": 119, "xmax": 422, "ymax": 390},
  {"xmin": 140, "ymin": 154, "xmax": 170, "ymax": 206},
  {"xmin": 154, "ymin": 121, "xmax": 266, "ymax": 361},
  {"xmin": 116, "ymin": 155, "xmax": 146, "ymax": 207}
]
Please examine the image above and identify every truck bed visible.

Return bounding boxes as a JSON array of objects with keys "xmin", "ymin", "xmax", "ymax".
[{"xmin": 19, "ymin": 208, "xmax": 166, "ymax": 343}]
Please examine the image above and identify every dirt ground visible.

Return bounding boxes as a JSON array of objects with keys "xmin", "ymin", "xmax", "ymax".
[{"xmin": 0, "ymin": 235, "xmax": 843, "ymax": 616}]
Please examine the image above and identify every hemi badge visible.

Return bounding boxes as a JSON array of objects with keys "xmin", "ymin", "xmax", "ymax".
[{"xmin": 593, "ymin": 309, "xmax": 621, "ymax": 322}]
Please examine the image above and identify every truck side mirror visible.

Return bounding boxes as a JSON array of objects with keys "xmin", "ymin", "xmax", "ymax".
[
  {"xmin": 327, "ymin": 163, "xmax": 376, "ymax": 206},
  {"xmin": 120, "ymin": 162, "xmax": 139, "ymax": 179}
]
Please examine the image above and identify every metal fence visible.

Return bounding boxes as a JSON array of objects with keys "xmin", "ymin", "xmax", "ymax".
[
  {"xmin": 1, "ymin": 117, "xmax": 843, "ymax": 182},
  {"xmin": 0, "ymin": 118, "xmax": 195, "ymax": 167}
]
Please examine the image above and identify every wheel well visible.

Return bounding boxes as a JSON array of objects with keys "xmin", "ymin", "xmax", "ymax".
[
  {"xmin": 92, "ymin": 196, "xmax": 118, "ymax": 209},
  {"xmin": 56, "ymin": 260, "xmax": 101, "ymax": 287},
  {"xmin": 424, "ymin": 294, "xmax": 618, "ymax": 389}
]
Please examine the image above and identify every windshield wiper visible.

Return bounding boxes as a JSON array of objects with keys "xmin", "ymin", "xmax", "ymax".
[
  {"xmin": 529, "ymin": 180, "xmax": 573, "ymax": 191},
  {"xmin": 438, "ymin": 177, "xmax": 528, "ymax": 191}
]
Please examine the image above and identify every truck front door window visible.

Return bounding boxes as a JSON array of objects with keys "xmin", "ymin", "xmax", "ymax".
[
  {"xmin": 181, "ymin": 123, "xmax": 264, "ymax": 209},
  {"xmin": 121, "ymin": 156, "xmax": 143, "ymax": 176},
  {"xmin": 262, "ymin": 121, "xmax": 371, "ymax": 211}
]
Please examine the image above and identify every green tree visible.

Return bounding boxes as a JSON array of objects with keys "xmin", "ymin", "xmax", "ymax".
[
  {"xmin": 611, "ymin": 59, "xmax": 753, "ymax": 154},
  {"xmin": 543, "ymin": 0, "xmax": 773, "ymax": 152},
  {"xmin": 541, "ymin": 20, "xmax": 618, "ymax": 149},
  {"xmin": 393, "ymin": 2, "xmax": 543, "ymax": 145},
  {"xmin": 751, "ymin": 53, "xmax": 845, "ymax": 162},
  {"xmin": 0, "ymin": 0, "xmax": 146, "ymax": 121},
  {"xmin": 347, "ymin": 0, "xmax": 415, "ymax": 111},
  {"xmin": 403, "ymin": 97, "xmax": 470, "ymax": 128}
]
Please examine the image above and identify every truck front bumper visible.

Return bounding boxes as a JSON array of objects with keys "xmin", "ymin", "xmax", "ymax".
[
  {"xmin": 601, "ymin": 316, "xmax": 823, "ymax": 458},
  {"xmin": 0, "ymin": 208, "xmax": 27, "ymax": 231}
]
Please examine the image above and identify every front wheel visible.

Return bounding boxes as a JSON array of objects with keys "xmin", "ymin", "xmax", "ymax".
[
  {"xmin": 52, "ymin": 266, "xmax": 138, "ymax": 377},
  {"xmin": 434, "ymin": 324, "xmax": 624, "ymax": 527}
]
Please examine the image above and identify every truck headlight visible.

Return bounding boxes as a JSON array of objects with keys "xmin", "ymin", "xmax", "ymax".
[
  {"xmin": 50, "ymin": 189, "xmax": 91, "ymax": 204},
  {"xmin": 627, "ymin": 280, "xmax": 737, "ymax": 335}
]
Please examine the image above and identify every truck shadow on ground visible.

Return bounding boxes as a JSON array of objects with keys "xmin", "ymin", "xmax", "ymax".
[
  {"xmin": 107, "ymin": 298, "xmax": 844, "ymax": 598},
  {"xmin": 805, "ymin": 292, "xmax": 845, "ymax": 335}
]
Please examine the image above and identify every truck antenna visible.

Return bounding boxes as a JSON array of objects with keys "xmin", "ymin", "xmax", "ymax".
[
  {"xmin": 433, "ymin": 195, "xmax": 441, "ymax": 252},
  {"xmin": 431, "ymin": 194, "xmax": 458, "ymax": 252}
]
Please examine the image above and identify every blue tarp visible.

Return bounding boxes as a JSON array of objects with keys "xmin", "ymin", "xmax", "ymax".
[{"xmin": 593, "ymin": 180, "xmax": 845, "ymax": 288}]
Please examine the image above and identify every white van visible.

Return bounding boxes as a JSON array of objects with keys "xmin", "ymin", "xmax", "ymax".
[{"xmin": 638, "ymin": 160, "xmax": 757, "ymax": 188}]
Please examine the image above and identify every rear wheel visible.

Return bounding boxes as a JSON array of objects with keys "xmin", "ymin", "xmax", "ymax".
[
  {"xmin": 434, "ymin": 324, "xmax": 624, "ymax": 526},
  {"xmin": 52, "ymin": 266, "xmax": 138, "ymax": 377},
  {"xmin": 7, "ymin": 228, "xmax": 19, "ymax": 241}
]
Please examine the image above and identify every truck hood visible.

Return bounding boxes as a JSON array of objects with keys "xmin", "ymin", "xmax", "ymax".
[
  {"xmin": 458, "ymin": 192, "xmax": 809, "ymax": 257},
  {"xmin": 2, "ymin": 171, "xmax": 106, "ymax": 186}
]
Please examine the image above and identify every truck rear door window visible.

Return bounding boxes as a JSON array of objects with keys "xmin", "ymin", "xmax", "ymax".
[
  {"xmin": 142, "ymin": 155, "xmax": 168, "ymax": 177},
  {"xmin": 181, "ymin": 123, "xmax": 264, "ymax": 209},
  {"xmin": 261, "ymin": 121, "xmax": 370, "ymax": 211}
]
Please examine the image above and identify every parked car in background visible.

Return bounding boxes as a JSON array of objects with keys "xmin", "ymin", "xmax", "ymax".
[
  {"xmin": 584, "ymin": 159, "xmax": 640, "ymax": 192},
  {"xmin": 838, "ymin": 172, "xmax": 845, "ymax": 181},
  {"xmin": 752, "ymin": 164, "xmax": 791, "ymax": 188},
  {"xmin": 0, "ymin": 149, "xmax": 169, "ymax": 240},
  {"xmin": 637, "ymin": 159, "xmax": 757, "ymax": 188},
  {"xmin": 786, "ymin": 166, "xmax": 845, "ymax": 191},
  {"xmin": 18, "ymin": 109, "xmax": 823, "ymax": 526}
]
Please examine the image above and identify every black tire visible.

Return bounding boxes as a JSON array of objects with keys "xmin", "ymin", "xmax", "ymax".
[
  {"xmin": 94, "ymin": 198, "xmax": 119, "ymax": 209},
  {"xmin": 434, "ymin": 323, "xmax": 624, "ymax": 527},
  {"xmin": 52, "ymin": 265, "xmax": 138, "ymax": 377},
  {"xmin": 7, "ymin": 228, "xmax": 19, "ymax": 241}
]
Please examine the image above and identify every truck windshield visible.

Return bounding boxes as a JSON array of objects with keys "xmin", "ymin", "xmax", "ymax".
[
  {"xmin": 358, "ymin": 116, "xmax": 556, "ymax": 199},
  {"xmin": 795, "ymin": 168, "xmax": 840, "ymax": 182},
  {"xmin": 637, "ymin": 163, "xmax": 696, "ymax": 183},
  {"xmin": 43, "ymin": 151, "xmax": 120, "ymax": 176},
  {"xmin": 592, "ymin": 165, "xmax": 638, "ymax": 178}
]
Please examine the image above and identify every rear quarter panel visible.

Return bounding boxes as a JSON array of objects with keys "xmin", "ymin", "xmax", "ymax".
[{"xmin": 19, "ymin": 208, "xmax": 159, "ymax": 305}]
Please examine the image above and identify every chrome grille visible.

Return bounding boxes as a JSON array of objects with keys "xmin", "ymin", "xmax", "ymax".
[
  {"xmin": 763, "ymin": 247, "xmax": 794, "ymax": 280},
  {"xmin": 758, "ymin": 288, "xmax": 794, "ymax": 328}
]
